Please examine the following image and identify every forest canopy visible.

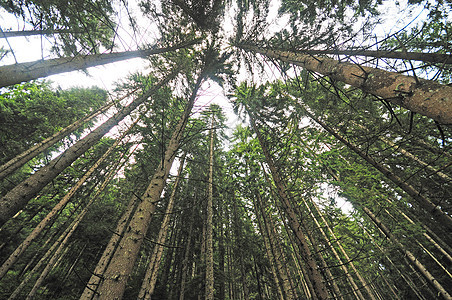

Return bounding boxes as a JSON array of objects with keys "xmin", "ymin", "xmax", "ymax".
[{"xmin": 0, "ymin": 0, "xmax": 451, "ymax": 299}]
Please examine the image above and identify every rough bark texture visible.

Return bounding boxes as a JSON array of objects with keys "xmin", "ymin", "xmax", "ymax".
[
  {"xmin": 295, "ymin": 48, "xmax": 452, "ymax": 65},
  {"xmin": 364, "ymin": 207, "xmax": 452, "ymax": 300},
  {"xmin": 93, "ymin": 73, "xmax": 204, "ymax": 300},
  {"xmin": 138, "ymin": 154, "xmax": 186, "ymax": 300},
  {"xmin": 0, "ymin": 39, "xmax": 198, "ymax": 88},
  {"xmin": 238, "ymin": 44, "xmax": 452, "ymax": 124},
  {"xmin": 249, "ymin": 112, "xmax": 329, "ymax": 299},
  {"xmin": 0, "ymin": 75, "xmax": 173, "ymax": 226}
]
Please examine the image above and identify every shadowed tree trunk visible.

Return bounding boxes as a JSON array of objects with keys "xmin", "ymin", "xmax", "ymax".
[
  {"xmin": 0, "ymin": 39, "xmax": 199, "ymax": 88},
  {"xmin": 0, "ymin": 29, "xmax": 80, "ymax": 38},
  {"xmin": 205, "ymin": 115, "xmax": 215, "ymax": 300},
  {"xmin": 238, "ymin": 44, "xmax": 452, "ymax": 124}
]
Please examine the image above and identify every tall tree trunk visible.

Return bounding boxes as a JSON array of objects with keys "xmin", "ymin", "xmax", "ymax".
[
  {"xmin": 0, "ymin": 40, "xmax": 198, "ymax": 88},
  {"xmin": 238, "ymin": 44, "xmax": 452, "ymax": 124},
  {"xmin": 92, "ymin": 71, "xmax": 205, "ymax": 300},
  {"xmin": 205, "ymin": 115, "xmax": 215, "ymax": 300},
  {"xmin": 248, "ymin": 111, "xmax": 329, "ymax": 299},
  {"xmin": 255, "ymin": 191, "xmax": 294, "ymax": 300},
  {"xmin": 178, "ymin": 197, "xmax": 196, "ymax": 300},
  {"xmin": 363, "ymin": 207, "xmax": 452, "ymax": 300},
  {"xmin": 0, "ymin": 119, "xmax": 137, "ymax": 279},
  {"xmin": 138, "ymin": 154, "xmax": 186, "ymax": 299},
  {"xmin": 0, "ymin": 73, "xmax": 175, "ymax": 226},
  {"xmin": 292, "ymin": 48, "xmax": 452, "ymax": 64},
  {"xmin": 0, "ymin": 29, "xmax": 80, "ymax": 38},
  {"xmin": 252, "ymin": 192, "xmax": 285, "ymax": 300}
]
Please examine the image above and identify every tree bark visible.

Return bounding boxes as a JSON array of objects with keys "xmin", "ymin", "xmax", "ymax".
[
  {"xmin": 0, "ymin": 74, "xmax": 174, "ymax": 226},
  {"xmin": 92, "ymin": 71, "xmax": 205, "ymax": 300},
  {"xmin": 0, "ymin": 39, "xmax": 199, "ymax": 88},
  {"xmin": 238, "ymin": 44, "xmax": 452, "ymax": 124},
  {"xmin": 292, "ymin": 48, "xmax": 452, "ymax": 65},
  {"xmin": 205, "ymin": 115, "xmax": 215, "ymax": 300},
  {"xmin": 138, "ymin": 154, "xmax": 186, "ymax": 299},
  {"xmin": 0, "ymin": 29, "xmax": 80, "ymax": 38}
]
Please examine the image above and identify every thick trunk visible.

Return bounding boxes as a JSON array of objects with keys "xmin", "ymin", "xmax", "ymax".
[
  {"xmin": 0, "ymin": 39, "xmax": 198, "ymax": 88},
  {"xmin": 205, "ymin": 116, "xmax": 215, "ymax": 300},
  {"xmin": 238, "ymin": 44, "xmax": 452, "ymax": 124},
  {"xmin": 138, "ymin": 154, "xmax": 186, "ymax": 299},
  {"xmin": 93, "ymin": 73, "xmax": 204, "ymax": 300},
  {"xmin": 294, "ymin": 48, "xmax": 452, "ymax": 65},
  {"xmin": 0, "ymin": 74, "xmax": 174, "ymax": 226},
  {"xmin": 248, "ymin": 112, "xmax": 329, "ymax": 299},
  {"xmin": 364, "ymin": 207, "xmax": 452, "ymax": 300},
  {"xmin": 0, "ymin": 120, "xmax": 136, "ymax": 279}
]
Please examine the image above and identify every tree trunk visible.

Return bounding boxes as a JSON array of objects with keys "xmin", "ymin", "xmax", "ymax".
[
  {"xmin": 363, "ymin": 207, "xmax": 452, "ymax": 300},
  {"xmin": 0, "ymin": 119, "xmax": 137, "ymax": 279},
  {"xmin": 205, "ymin": 115, "xmax": 215, "ymax": 300},
  {"xmin": 248, "ymin": 111, "xmax": 329, "ymax": 299},
  {"xmin": 0, "ymin": 73, "xmax": 174, "ymax": 226},
  {"xmin": 0, "ymin": 39, "xmax": 199, "ymax": 88},
  {"xmin": 252, "ymin": 192, "xmax": 285, "ymax": 300},
  {"xmin": 293, "ymin": 48, "xmax": 452, "ymax": 65},
  {"xmin": 138, "ymin": 154, "xmax": 186, "ymax": 299},
  {"xmin": 92, "ymin": 72, "xmax": 205, "ymax": 300},
  {"xmin": 0, "ymin": 29, "xmax": 81, "ymax": 38},
  {"xmin": 238, "ymin": 44, "xmax": 452, "ymax": 124}
]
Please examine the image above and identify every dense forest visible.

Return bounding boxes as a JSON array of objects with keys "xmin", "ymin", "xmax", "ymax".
[{"xmin": 0, "ymin": 0, "xmax": 451, "ymax": 299}]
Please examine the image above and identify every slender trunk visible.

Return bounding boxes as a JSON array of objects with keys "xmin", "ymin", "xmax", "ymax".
[
  {"xmin": 0, "ymin": 74, "xmax": 174, "ymax": 226},
  {"xmin": 238, "ymin": 44, "xmax": 452, "ymax": 124},
  {"xmin": 0, "ymin": 88, "xmax": 138, "ymax": 180},
  {"xmin": 138, "ymin": 154, "xmax": 186, "ymax": 299},
  {"xmin": 93, "ymin": 72, "xmax": 204, "ymax": 300},
  {"xmin": 248, "ymin": 112, "xmax": 329, "ymax": 299},
  {"xmin": 255, "ymin": 192, "xmax": 294, "ymax": 300},
  {"xmin": 293, "ymin": 100, "xmax": 452, "ymax": 231},
  {"xmin": 309, "ymin": 202, "xmax": 369, "ymax": 300},
  {"xmin": 363, "ymin": 207, "xmax": 452, "ymax": 300},
  {"xmin": 205, "ymin": 116, "xmax": 215, "ymax": 300},
  {"xmin": 0, "ymin": 29, "xmax": 79, "ymax": 38},
  {"xmin": 361, "ymin": 224, "xmax": 428, "ymax": 300},
  {"xmin": 0, "ymin": 119, "xmax": 137, "ymax": 279},
  {"xmin": 294, "ymin": 48, "xmax": 452, "ymax": 65},
  {"xmin": 252, "ymin": 192, "xmax": 285, "ymax": 300},
  {"xmin": 78, "ymin": 145, "xmax": 142, "ymax": 299},
  {"xmin": 178, "ymin": 198, "xmax": 195, "ymax": 300},
  {"xmin": 0, "ymin": 40, "xmax": 198, "ymax": 88}
]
